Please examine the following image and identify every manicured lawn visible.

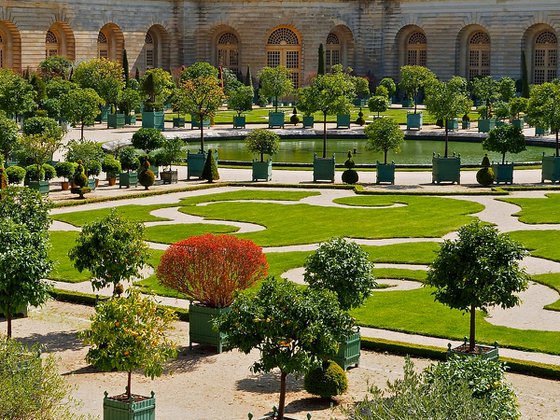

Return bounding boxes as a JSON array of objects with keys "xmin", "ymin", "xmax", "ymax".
[
  {"xmin": 508, "ymin": 230, "xmax": 560, "ymax": 262},
  {"xmin": 532, "ymin": 273, "xmax": 560, "ymax": 311},
  {"xmin": 373, "ymin": 268, "xmax": 427, "ymax": 282},
  {"xmin": 48, "ymin": 231, "xmax": 91, "ymax": 282},
  {"xmin": 144, "ymin": 223, "xmax": 239, "ymax": 244},
  {"xmin": 365, "ymin": 242, "xmax": 438, "ymax": 264},
  {"xmin": 177, "ymin": 190, "xmax": 320, "ymax": 206},
  {"xmin": 52, "ymin": 204, "xmax": 173, "ymax": 227},
  {"xmin": 501, "ymin": 193, "xmax": 560, "ymax": 224}
]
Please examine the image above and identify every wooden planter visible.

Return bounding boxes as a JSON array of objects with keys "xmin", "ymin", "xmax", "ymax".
[
  {"xmin": 191, "ymin": 115, "xmax": 210, "ymax": 129},
  {"xmin": 172, "ymin": 117, "xmax": 186, "ymax": 128},
  {"xmin": 536, "ymin": 126, "xmax": 549, "ymax": 136},
  {"xmin": 447, "ymin": 340, "xmax": 499, "ymax": 362},
  {"xmin": 406, "ymin": 112, "xmax": 423, "ymax": 130},
  {"xmin": 542, "ymin": 155, "xmax": 560, "ymax": 183},
  {"xmin": 401, "ymin": 98, "xmax": 414, "ymax": 108},
  {"xmin": 446, "ymin": 118, "xmax": 458, "ymax": 131},
  {"xmin": 376, "ymin": 162, "xmax": 395, "ymax": 184},
  {"xmin": 107, "ymin": 177, "xmax": 117, "ymax": 186},
  {"xmin": 27, "ymin": 180, "xmax": 49, "ymax": 195},
  {"xmin": 461, "ymin": 120, "xmax": 471, "ymax": 130},
  {"xmin": 252, "ymin": 160, "xmax": 272, "ymax": 181},
  {"xmin": 268, "ymin": 112, "xmax": 285, "ymax": 129},
  {"xmin": 119, "ymin": 172, "xmax": 138, "ymax": 188},
  {"xmin": 332, "ymin": 327, "xmax": 361, "ymax": 371},
  {"xmin": 96, "ymin": 105, "xmax": 111, "ymax": 123},
  {"xmin": 161, "ymin": 169, "xmax": 178, "ymax": 184},
  {"xmin": 336, "ymin": 114, "xmax": 351, "ymax": 129},
  {"xmin": 233, "ymin": 116, "xmax": 246, "ymax": 128},
  {"xmin": 125, "ymin": 114, "xmax": 136, "ymax": 125},
  {"xmin": 302, "ymin": 115, "xmax": 314, "ymax": 128},
  {"xmin": 142, "ymin": 111, "xmax": 165, "ymax": 131},
  {"xmin": 189, "ymin": 303, "xmax": 229, "ymax": 353},
  {"xmin": 103, "ymin": 391, "xmax": 156, "ymax": 420},
  {"xmin": 88, "ymin": 178, "xmax": 98, "ymax": 191},
  {"xmin": 313, "ymin": 154, "xmax": 335, "ymax": 182},
  {"xmin": 432, "ymin": 154, "xmax": 461, "ymax": 184},
  {"xmin": 187, "ymin": 151, "xmax": 206, "ymax": 179},
  {"xmin": 107, "ymin": 113, "xmax": 125, "ymax": 129},
  {"xmin": 478, "ymin": 118, "xmax": 495, "ymax": 133},
  {"xmin": 512, "ymin": 119, "xmax": 524, "ymax": 129},
  {"xmin": 492, "ymin": 162, "xmax": 514, "ymax": 184},
  {"xmin": 61, "ymin": 181, "xmax": 70, "ymax": 191}
]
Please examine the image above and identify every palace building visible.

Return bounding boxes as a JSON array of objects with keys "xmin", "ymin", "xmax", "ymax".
[{"xmin": 1, "ymin": 1, "xmax": 560, "ymax": 86}]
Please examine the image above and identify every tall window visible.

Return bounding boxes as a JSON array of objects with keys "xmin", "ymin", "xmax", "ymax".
[
  {"xmin": 534, "ymin": 30, "xmax": 557, "ymax": 84},
  {"xmin": 468, "ymin": 31, "xmax": 490, "ymax": 79},
  {"xmin": 145, "ymin": 32, "xmax": 155, "ymax": 68},
  {"xmin": 326, "ymin": 33, "xmax": 340, "ymax": 72},
  {"xmin": 97, "ymin": 31, "xmax": 108, "ymax": 59},
  {"xmin": 266, "ymin": 27, "xmax": 301, "ymax": 88},
  {"xmin": 0, "ymin": 34, "xmax": 3, "ymax": 68},
  {"xmin": 406, "ymin": 32, "xmax": 427, "ymax": 67},
  {"xmin": 45, "ymin": 30, "xmax": 59, "ymax": 58},
  {"xmin": 217, "ymin": 32, "xmax": 239, "ymax": 74}
]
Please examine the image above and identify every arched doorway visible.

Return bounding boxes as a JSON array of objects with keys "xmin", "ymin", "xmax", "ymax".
[
  {"xmin": 533, "ymin": 30, "xmax": 557, "ymax": 84},
  {"xmin": 45, "ymin": 22, "xmax": 75, "ymax": 60},
  {"xmin": 97, "ymin": 23, "xmax": 124, "ymax": 62},
  {"xmin": 468, "ymin": 31, "xmax": 491, "ymax": 79},
  {"xmin": 144, "ymin": 25, "xmax": 170, "ymax": 70},
  {"xmin": 266, "ymin": 27, "xmax": 301, "ymax": 88},
  {"xmin": 217, "ymin": 32, "xmax": 239, "ymax": 75},
  {"xmin": 0, "ymin": 20, "xmax": 22, "ymax": 72}
]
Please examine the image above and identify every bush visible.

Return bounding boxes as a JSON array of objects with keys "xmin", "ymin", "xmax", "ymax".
[
  {"xmin": 22, "ymin": 116, "xmax": 62, "ymax": 138},
  {"xmin": 476, "ymin": 167, "xmax": 495, "ymax": 186},
  {"xmin": 86, "ymin": 159, "xmax": 102, "ymax": 178},
  {"xmin": 72, "ymin": 162, "xmax": 88, "ymax": 188},
  {"xmin": 131, "ymin": 127, "xmax": 165, "ymax": 153},
  {"xmin": 101, "ymin": 155, "xmax": 122, "ymax": 177},
  {"xmin": 342, "ymin": 150, "xmax": 359, "ymax": 184},
  {"xmin": 5, "ymin": 166, "xmax": 26, "ymax": 185},
  {"xmin": 42, "ymin": 163, "xmax": 56, "ymax": 181},
  {"xmin": 119, "ymin": 146, "xmax": 140, "ymax": 172},
  {"xmin": 245, "ymin": 129, "xmax": 280, "ymax": 162},
  {"xmin": 304, "ymin": 360, "xmax": 348, "ymax": 399},
  {"xmin": 138, "ymin": 159, "xmax": 155, "ymax": 190},
  {"xmin": 24, "ymin": 164, "xmax": 45, "ymax": 182},
  {"xmin": 55, "ymin": 161, "xmax": 76, "ymax": 180},
  {"xmin": 201, "ymin": 149, "xmax": 219, "ymax": 182},
  {"xmin": 157, "ymin": 234, "xmax": 268, "ymax": 308}
]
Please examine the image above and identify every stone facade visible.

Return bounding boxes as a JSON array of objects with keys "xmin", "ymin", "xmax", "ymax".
[{"xmin": 1, "ymin": 0, "xmax": 560, "ymax": 85}]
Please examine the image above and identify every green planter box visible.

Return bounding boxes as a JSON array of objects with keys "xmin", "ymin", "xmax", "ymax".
[
  {"xmin": 96, "ymin": 105, "xmax": 111, "ymax": 123},
  {"xmin": 149, "ymin": 165, "xmax": 159, "ymax": 179},
  {"xmin": 376, "ymin": 162, "xmax": 395, "ymax": 184},
  {"xmin": 401, "ymin": 98, "xmax": 414, "ymax": 108},
  {"xmin": 495, "ymin": 120, "xmax": 507, "ymax": 127},
  {"xmin": 542, "ymin": 155, "xmax": 560, "ymax": 183},
  {"xmin": 313, "ymin": 154, "xmax": 336, "ymax": 182},
  {"xmin": 252, "ymin": 160, "xmax": 272, "ymax": 181},
  {"xmin": 432, "ymin": 154, "xmax": 461, "ymax": 184},
  {"xmin": 88, "ymin": 178, "xmax": 98, "ymax": 190},
  {"xmin": 187, "ymin": 151, "xmax": 206, "ymax": 179},
  {"xmin": 191, "ymin": 115, "xmax": 210, "ymax": 129},
  {"xmin": 336, "ymin": 114, "xmax": 351, "ymax": 129},
  {"xmin": 233, "ymin": 116, "xmax": 246, "ymax": 128},
  {"xmin": 536, "ymin": 126, "xmax": 549, "ymax": 136},
  {"xmin": 302, "ymin": 115, "xmax": 314, "ymax": 128},
  {"xmin": 478, "ymin": 118, "xmax": 495, "ymax": 133},
  {"xmin": 107, "ymin": 113, "xmax": 125, "ymax": 129},
  {"xmin": 27, "ymin": 180, "xmax": 49, "ymax": 195},
  {"xmin": 332, "ymin": 327, "xmax": 361, "ymax": 371},
  {"xmin": 446, "ymin": 118, "xmax": 458, "ymax": 131},
  {"xmin": 189, "ymin": 303, "xmax": 229, "ymax": 353},
  {"xmin": 142, "ymin": 111, "xmax": 165, "ymax": 131},
  {"xmin": 103, "ymin": 391, "xmax": 155, "ymax": 420},
  {"xmin": 461, "ymin": 120, "xmax": 471, "ymax": 130},
  {"xmin": 125, "ymin": 114, "xmax": 136, "ymax": 125},
  {"xmin": 492, "ymin": 162, "xmax": 514, "ymax": 184},
  {"xmin": 268, "ymin": 112, "xmax": 285, "ymax": 128},
  {"xmin": 406, "ymin": 112, "xmax": 423, "ymax": 130},
  {"xmin": 161, "ymin": 169, "xmax": 178, "ymax": 184},
  {"xmin": 119, "ymin": 172, "xmax": 138, "ymax": 188},
  {"xmin": 447, "ymin": 340, "xmax": 499, "ymax": 362},
  {"xmin": 172, "ymin": 117, "xmax": 185, "ymax": 128},
  {"xmin": 512, "ymin": 119, "xmax": 524, "ymax": 129}
]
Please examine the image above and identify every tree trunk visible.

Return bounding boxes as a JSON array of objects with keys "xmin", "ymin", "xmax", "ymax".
[
  {"xmin": 127, "ymin": 371, "xmax": 132, "ymax": 399},
  {"xmin": 322, "ymin": 112, "xmax": 327, "ymax": 158},
  {"xmin": 7, "ymin": 311, "xmax": 12, "ymax": 338},
  {"xmin": 260, "ymin": 151, "xmax": 264, "ymax": 162},
  {"xmin": 278, "ymin": 371, "xmax": 287, "ymax": 420},
  {"xmin": 384, "ymin": 149, "xmax": 388, "ymax": 165},
  {"xmin": 556, "ymin": 130, "xmax": 559, "ymax": 157},
  {"xmin": 444, "ymin": 120, "xmax": 449, "ymax": 158},
  {"xmin": 469, "ymin": 304, "xmax": 476, "ymax": 352},
  {"xmin": 81, "ymin": 122, "xmax": 85, "ymax": 140},
  {"xmin": 200, "ymin": 116, "xmax": 205, "ymax": 152},
  {"xmin": 502, "ymin": 152, "xmax": 506, "ymax": 165}
]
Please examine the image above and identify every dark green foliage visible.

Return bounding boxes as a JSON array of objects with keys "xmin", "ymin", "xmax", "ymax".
[
  {"xmin": 38, "ymin": 55, "xmax": 73, "ymax": 81},
  {"xmin": 0, "ymin": 167, "xmax": 7, "ymax": 189},
  {"xmin": 0, "ymin": 112, "xmax": 19, "ymax": 161},
  {"xmin": 342, "ymin": 151, "xmax": 359, "ymax": 184},
  {"xmin": 227, "ymin": 85, "xmax": 254, "ymax": 116},
  {"xmin": 245, "ymin": 129, "xmax": 280, "ymax": 162},
  {"xmin": 318, "ymin": 43, "xmax": 325, "ymax": 75},
  {"xmin": 64, "ymin": 139, "xmax": 105, "ymax": 168},
  {"xmin": 476, "ymin": 167, "xmax": 495, "ymax": 186},
  {"xmin": 368, "ymin": 95, "xmax": 389, "ymax": 117},
  {"xmin": 379, "ymin": 77, "xmax": 397, "ymax": 98},
  {"xmin": 521, "ymin": 51, "xmax": 530, "ymax": 98},
  {"xmin": 42, "ymin": 163, "xmax": 56, "ymax": 181},
  {"xmin": 131, "ymin": 127, "xmax": 165, "ymax": 153},
  {"xmin": 245, "ymin": 66, "xmax": 253, "ymax": 87},
  {"xmin": 202, "ymin": 149, "xmax": 219, "ymax": 182},
  {"xmin": 355, "ymin": 108, "xmax": 365, "ymax": 126},
  {"xmin": 55, "ymin": 161, "xmax": 76, "ymax": 181},
  {"xmin": 122, "ymin": 49, "xmax": 129, "ymax": 86},
  {"xmin": 135, "ymin": 67, "xmax": 140, "ymax": 82},
  {"xmin": 0, "ymin": 186, "xmax": 51, "ymax": 233},
  {"xmin": 86, "ymin": 160, "xmax": 102, "ymax": 178},
  {"xmin": 119, "ymin": 146, "xmax": 140, "ymax": 172},
  {"xmin": 29, "ymin": 73, "xmax": 47, "ymax": 105},
  {"xmin": 304, "ymin": 360, "xmax": 348, "ymax": 399},
  {"xmin": 101, "ymin": 155, "xmax": 122, "ymax": 177},
  {"xmin": 138, "ymin": 159, "xmax": 155, "ymax": 190},
  {"xmin": 72, "ymin": 162, "xmax": 88, "ymax": 188},
  {"xmin": 290, "ymin": 107, "xmax": 300, "ymax": 124},
  {"xmin": 484, "ymin": 124, "xmax": 526, "ymax": 164},
  {"xmin": 364, "ymin": 117, "xmax": 404, "ymax": 164},
  {"xmin": 22, "ymin": 116, "xmax": 61, "ymax": 136},
  {"xmin": 24, "ymin": 164, "xmax": 45, "ymax": 182},
  {"xmin": 5, "ymin": 166, "xmax": 25, "ymax": 185}
]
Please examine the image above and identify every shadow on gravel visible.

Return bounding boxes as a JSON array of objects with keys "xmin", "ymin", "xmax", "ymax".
[
  {"xmin": 163, "ymin": 345, "xmax": 218, "ymax": 374},
  {"xmin": 18, "ymin": 330, "xmax": 84, "ymax": 352},
  {"xmin": 236, "ymin": 372, "xmax": 303, "ymax": 394}
]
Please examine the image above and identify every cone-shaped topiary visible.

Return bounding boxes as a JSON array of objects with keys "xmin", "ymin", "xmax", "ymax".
[
  {"xmin": 138, "ymin": 159, "xmax": 155, "ymax": 190},
  {"xmin": 290, "ymin": 106, "xmax": 300, "ymax": 125},
  {"xmin": 304, "ymin": 360, "xmax": 348, "ymax": 399},
  {"xmin": 356, "ymin": 108, "xmax": 365, "ymax": 126},
  {"xmin": 202, "ymin": 149, "xmax": 219, "ymax": 183},
  {"xmin": 341, "ymin": 150, "xmax": 358, "ymax": 184},
  {"xmin": 476, "ymin": 154, "xmax": 495, "ymax": 186}
]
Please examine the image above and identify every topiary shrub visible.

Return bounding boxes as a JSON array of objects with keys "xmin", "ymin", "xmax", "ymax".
[
  {"xmin": 138, "ymin": 159, "xmax": 155, "ymax": 190},
  {"xmin": 86, "ymin": 159, "xmax": 102, "ymax": 178},
  {"xmin": 6, "ymin": 166, "xmax": 26, "ymax": 185},
  {"xmin": 42, "ymin": 163, "xmax": 56, "ymax": 181},
  {"xmin": 290, "ymin": 107, "xmax": 300, "ymax": 125},
  {"xmin": 476, "ymin": 154, "xmax": 495, "ymax": 186},
  {"xmin": 119, "ymin": 146, "xmax": 140, "ymax": 173},
  {"xmin": 24, "ymin": 164, "xmax": 45, "ymax": 183},
  {"xmin": 70, "ymin": 161, "xmax": 91, "ymax": 199},
  {"xmin": 202, "ymin": 149, "xmax": 219, "ymax": 183},
  {"xmin": 131, "ymin": 127, "xmax": 165, "ymax": 153},
  {"xmin": 304, "ymin": 360, "xmax": 348, "ymax": 399},
  {"xmin": 341, "ymin": 150, "xmax": 359, "ymax": 184},
  {"xmin": 356, "ymin": 108, "xmax": 365, "ymax": 126},
  {"xmin": 0, "ymin": 167, "xmax": 7, "ymax": 189},
  {"xmin": 102, "ymin": 155, "xmax": 122, "ymax": 178},
  {"xmin": 55, "ymin": 161, "xmax": 76, "ymax": 181}
]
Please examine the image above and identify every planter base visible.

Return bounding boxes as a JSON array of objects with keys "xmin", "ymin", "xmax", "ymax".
[
  {"xmin": 252, "ymin": 160, "xmax": 272, "ymax": 181},
  {"xmin": 189, "ymin": 303, "xmax": 229, "ymax": 353},
  {"xmin": 103, "ymin": 391, "xmax": 155, "ymax": 420},
  {"xmin": 492, "ymin": 163, "xmax": 514, "ymax": 184},
  {"xmin": 376, "ymin": 162, "xmax": 395, "ymax": 184},
  {"xmin": 432, "ymin": 154, "xmax": 461, "ymax": 184},
  {"xmin": 332, "ymin": 327, "xmax": 361, "ymax": 371},
  {"xmin": 447, "ymin": 340, "xmax": 499, "ymax": 362},
  {"xmin": 313, "ymin": 154, "xmax": 335, "ymax": 182},
  {"xmin": 542, "ymin": 155, "xmax": 560, "ymax": 183}
]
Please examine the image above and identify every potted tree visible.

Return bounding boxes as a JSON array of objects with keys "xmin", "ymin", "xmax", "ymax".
[
  {"xmin": 399, "ymin": 65, "xmax": 435, "ymax": 130},
  {"xmin": 426, "ymin": 221, "xmax": 530, "ymax": 360},
  {"xmin": 131, "ymin": 127, "xmax": 165, "ymax": 177},
  {"xmin": 526, "ymin": 81, "xmax": 560, "ymax": 182},
  {"xmin": 245, "ymin": 129, "xmax": 280, "ymax": 181},
  {"xmin": 118, "ymin": 87, "xmax": 141, "ymax": 126},
  {"xmin": 228, "ymin": 85, "xmax": 254, "ymax": 128},
  {"xmin": 157, "ymin": 234, "xmax": 268, "ymax": 353},
  {"xmin": 379, "ymin": 77, "xmax": 397, "ymax": 104},
  {"xmin": 368, "ymin": 95, "xmax": 389, "ymax": 118},
  {"xmin": 216, "ymin": 277, "xmax": 353, "ymax": 420},
  {"xmin": 54, "ymin": 161, "xmax": 76, "ymax": 190},
  {"xmin": 118, "ymin": 146, "xmax": 139, "ymax": 188},
  {"xmin": 155, "ymin": 137, "xmax": 185, "ymax": 184},
  {"xmin": 303, "ymin": 237, "xmax": 376, "ymax": 370},
  {"xmin": 509, "ymin": 96, "xmax": 528, "ymax": 129},
  {"xmin": 81, "ymin": 288, "xmax": 177, "ymax": 420},
  {"xmin": 59, "ymin": 88, "xmax": 104, "ymax": 139},
  {"xmin": 365, "ymin": 117, "xmax": 404, "ymax": 184},
  {"xmin": 483, "ymin": 125, "xmax": 526, "ymax": 184},
  {"xmin": 140, "ymin": 68, "xmax": 174, "ymax": 131},
  {"xmin": 472, "ymin": 76, "xmax": 498, "ymax": 133},
  {"xmin": 425, "ymin": 77, "xmax": 472, "ymax": 184},
  {"xmin": 259, "ymin": 66, "xmax": 293, "ymax": 128},
  {"xmin": 102, "ymin": 155, "xmax": 122, "ymax": 186},
  {"xmin": 297, "ymin": 85, "xmax": 318, "ymax": 129}
]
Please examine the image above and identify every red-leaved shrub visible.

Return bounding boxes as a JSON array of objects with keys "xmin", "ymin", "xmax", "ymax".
[{"xmin": 157, "ymin": 234, "xmax": 268, "ymax": 308}]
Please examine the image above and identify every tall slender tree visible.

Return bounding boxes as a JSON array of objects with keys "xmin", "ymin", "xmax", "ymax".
[
  {"xmin": 122, "ymin": 49, "xmax": 130, "ymax": 87},
  {"xmin": 245, "ymin": 65, "xmax": 252, "ymax": 87},
  {"xmin": 318, "ymin": 43, "xmax": 325, "ymax": 75}
]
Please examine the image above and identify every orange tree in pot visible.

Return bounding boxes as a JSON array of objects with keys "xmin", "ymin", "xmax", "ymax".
[{"xmin": 157, "ymin": 233, "xmax": 268, "ymax": 352}]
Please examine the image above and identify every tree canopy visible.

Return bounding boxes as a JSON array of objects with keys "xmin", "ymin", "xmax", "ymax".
[
  {"xmin": 60, "ymin": 88, "xmax": 104, "ymax": 139},
  {"xmin": 483, "ymin": 124, "xmax": 526, "ymax": 164},
  {"xmin": 526, "ymin": 81, "xmax": 560, "ymax": 156},
  {"xmin": 258, "ymin": 66, "xmax": 293, "ymax": 112},
  {"xmin": 73, "ymin": 58, "xmax": 124, "ymax": 108},
  {"xmin": 364, "ymin": 117, "xmax": 405, "ymax": 164},
  {"xmin": 398, "ymin": 65, "xmax": 436, "ymax": 113}
]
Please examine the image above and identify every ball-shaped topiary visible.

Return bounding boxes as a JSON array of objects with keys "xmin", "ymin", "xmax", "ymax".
[
  {"xmin": 25, "ymin": 164, "xmax": 45, "ymax": 183},
  {"xmin": 6, "ymin": 166, "xmax": 26, "ymax": 185},
  {"xmin": 290, "ymin": 107, "xmax": 300, "ymax": 125},
  {"xmin": 476, "ymin": 154, "xmax": 495, "ymax": 186},
  {"xmin": 131, "ymin": 127, "xmax": 165, "ymax": 153},
  {"xmin": 138, "ymin": 159, "xmax": 155, "ymax": 190},
  {"xmin": 304, "ymin": 360, "xmax": 348, "ymax": 399},
  {"xmin": 102, "ymin": 155, "xmax": 122, "ymax": 178},
  {"xmin": 72, "ymin": 161, "xmax": 88, "ymax": 188},
  {"xmin": 42, "ymin": 163, "xmax": 57, "ymax": 181},
  {"xmin": 342, "ymin": 151, "xmax": 359, "ymax": 184}
]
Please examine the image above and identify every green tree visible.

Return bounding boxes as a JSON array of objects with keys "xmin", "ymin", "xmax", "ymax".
[
  {"xmin": 526, "ymin": 81, "xmax": 560, "ymax": 156},
  {"xmin": 364, "ymin": 117, "xmax": 405, "ymax": 164},
  {"xmin": 221, "ymin": 67, "xmax": 242, "ymax": 96},
  {"xmin": 131, "ymin": 127, "xmax": 165, "ymax": 153},
  {"xmin": 258, "ymin": 66, "xmax": 293, "ymax": 112},
  {"xmin": 379, "ymin": 77, "xmax": 397, "ymax": 98},
  {"xmin": 122, "ymin": 49, "xmax": 130, "ymax": 86},
  {"xmin": 296, "ymin": 85, "xmax": 319, "ymax": 117},
  {"xmin": 483, "ymin": 124, "xmax": 526, "ymax": 164},
  {"xmin": 227, "ymin": 85, "xmax": 254, "ymax": 116},
  {"xmin": 68, "ymin": 210, "xmax": 149, "ymax": 294},
  {"xmin": 216, "ymin": 277, "xmax": 353, "ymax": 420},
  {"xmin": 509, "ymin": 96, "xmax": 528, "ymax": 120},
  {"xmin": 73, "ymin": 58, "xmax": 124, "ymax": 110},
  {"xmin": 245, "ymin": 65, "xmax": 253, "ymax": 87},
  {"xmin": 368, "ymin": 95, "xmax": 389, "ymax": 118},
  {"xmin": 424, "ymin": 78, "xmax": 472, "ymax": 157},
  {"xmin": 0, "ymin": 69, "xmax": 36, "ymax": 118},
  {"xmin": 65, "ymin": 139, "xmax": 105, "ymax": 169},
  {"xmin": 81, "ymin": 288, "xmax": 177, "ymax": 400},
  {"xmin": 201, "ymin": 148, "xmax": 219, "ymax": 182},
  {"xmin": 175, "ymin": 75, "xmax": 225, "ymax": 151},
  {"xmin": 471, "ymin": 75, "xmax": 498, "ymax": 112},
  {"xmin": 398, "ymin": 65, "xmax": 436, "ymax": 114},
  {"xmin": 180, "ymin": 61, "xmax": 219, "ymax": 81},
  {"xmin": 318, "ymin": 43, "xmax": 325, "ymax": 75},
  {"xmin": 152, "ymin": 137, "xmax": 186, "ymax": 170},
  {"xmin": 245, "ymin": 129, "xmax": 280, "ymax": 162},
  {"xmin": 60, "ymin": 87, "xmax": 104, "ymax": 139},
  {"xmin": 38, "ymin": 55, "xmax": 73, "ymax": 81},
  {"xmin": 118, "ymin": 87, "xmax": 141, "ymax": 117},
  {"xmin": 426, "ymin": 221, "xmax": 530, "ymax": 352},
  {"xmin": 498, "ymin": 76, "xmax": 516, "ymax": 102},
  {"xmin": 0, "ymin": 112, "xmax": 19, "ymax": 161}
]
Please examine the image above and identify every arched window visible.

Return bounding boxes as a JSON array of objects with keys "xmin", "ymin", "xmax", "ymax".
[
  {"xmin": 97, "ymin": 31, "xmax": 108, "ymax": 59},
  {"xmin": 266, "ymin": 27, "xmax": 301, "ymax": 88},
  {"xmin": 145, "ymin": 32, "xmax": 155, "ymax": 69},
  {"xmin": 326, "ymin": 33, "xmax": 340, "ymax": 72},
  {"xmin": 45, "ymin": 30, "xmax": 59, "ymax": 58},
  {"xmin": 534, "ymin": 30, "xmax": 557, "ymax": 84},
  {"xmin": 406, "ymin": 32, "xmax": 427, "ymax": 67},
  {"xmin": 468, "ymin": 31, "xmax": 490, "ymax": 79},
  {"xmin": 217, "ymin": 32, "xmax": 239, "ymax": 74},
  {"xmin": 0, "ymin": 34, "xmax": 3, "ymax": 68}
]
